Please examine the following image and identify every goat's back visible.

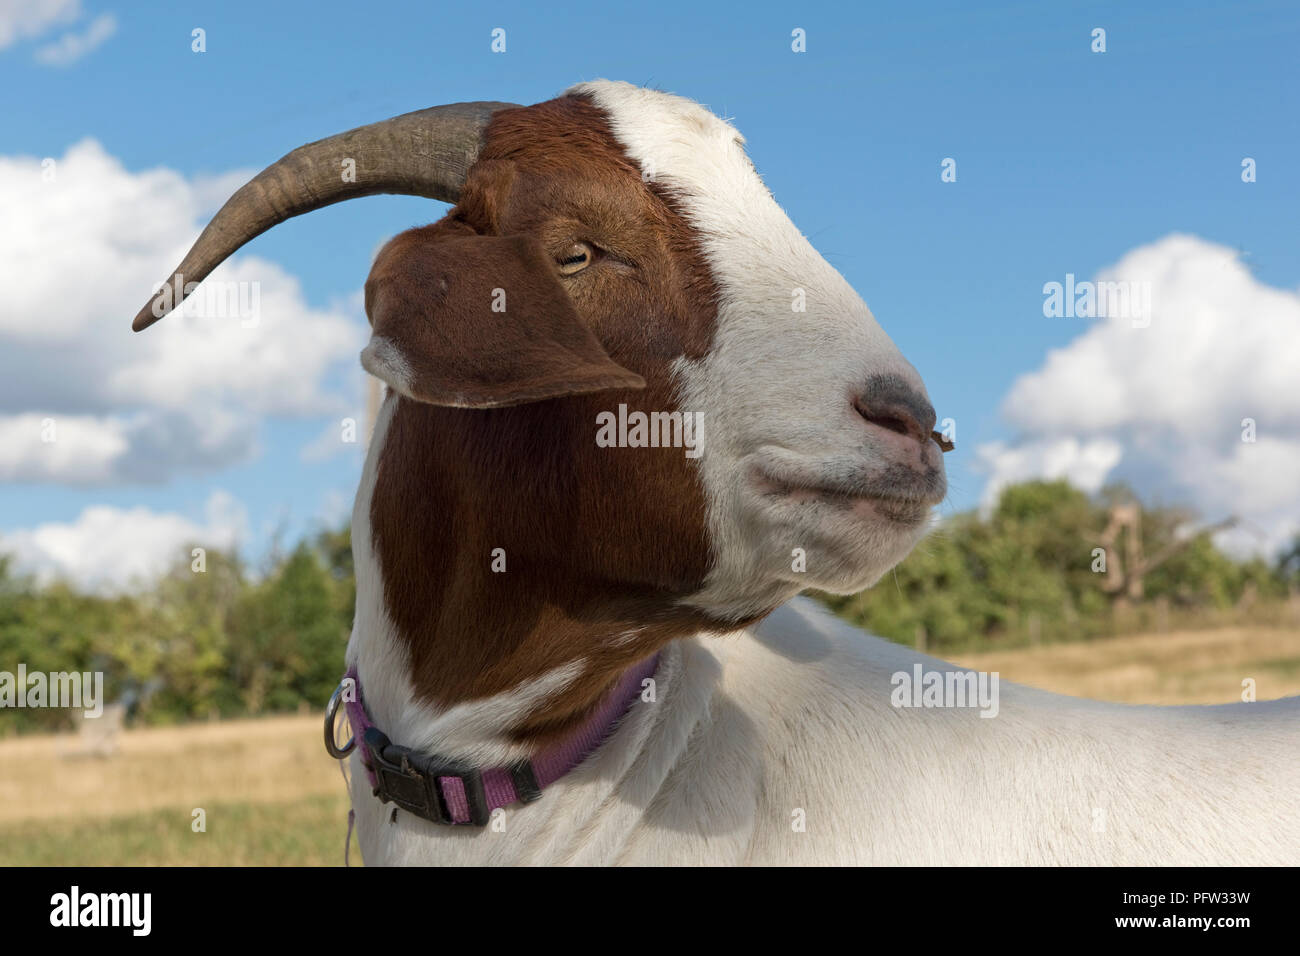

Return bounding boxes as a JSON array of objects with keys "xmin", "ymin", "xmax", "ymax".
[{"xmin": 649, "ymin": 598, "xmax": 1300, "ymax": 865}]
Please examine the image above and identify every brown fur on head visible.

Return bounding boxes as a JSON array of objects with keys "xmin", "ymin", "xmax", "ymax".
[{"xmin": 361, "ymin": 96, "xmax": 740, "ymax": 745}]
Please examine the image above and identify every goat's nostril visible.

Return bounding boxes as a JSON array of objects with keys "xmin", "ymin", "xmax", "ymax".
[
  {"xmin": 853, "ymin": 376, "xmax": 938, "ymax": 446},
  {"xmin": 868, "ymin": 414, "xmax": 913, "ymax": 439},
  {"xmin": 853, "ymin": 392, "xmax": 936, "ymax": 446}
]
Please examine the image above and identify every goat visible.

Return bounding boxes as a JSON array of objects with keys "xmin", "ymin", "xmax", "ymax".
[{"xmin": 135, "ymin": 80, "xmax": 1299, "ymax": 865}]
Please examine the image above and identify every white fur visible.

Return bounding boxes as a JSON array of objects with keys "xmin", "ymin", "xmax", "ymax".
[
  {"xmin": 359, "ymin": 337, "xmax": 414, "ymax": 399},
  {"xmin": 570, "ymin": 80, "xmax": 942, "ymax": 620},
  {"xmin": 354, "ymin": 597, "xmax": 1300, "ymax": 865}
]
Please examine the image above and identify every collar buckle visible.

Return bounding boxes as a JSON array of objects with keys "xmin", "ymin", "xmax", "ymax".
[{"xmin": 361, "ymin": 727, "xmax": 490, "ymax": 826}]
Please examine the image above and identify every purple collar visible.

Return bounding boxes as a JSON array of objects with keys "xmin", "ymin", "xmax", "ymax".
[{"xmin": 329, "ymin": 654, "xmax": 659, "ymax": 826}]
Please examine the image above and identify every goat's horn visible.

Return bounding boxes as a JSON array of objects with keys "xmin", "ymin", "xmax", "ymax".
[{"xmin": 132, "ymin": 100, "xmax": 519, "ymax": 332}]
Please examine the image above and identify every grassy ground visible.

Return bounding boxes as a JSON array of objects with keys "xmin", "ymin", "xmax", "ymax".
[
  {"xmin": 948, "ymin": 625, "xmax": 1300, "ymax": 705},
  {"xmin": 2, "ymin": 793, "xmax": 354, "ymax": 866},
  {"xmin": 2, "ymin": 625, "xmax": 1296, "ymax": 865},
  {"xmin": 0, "ymin": 713, "xmax": 359, "ymax": 866}
]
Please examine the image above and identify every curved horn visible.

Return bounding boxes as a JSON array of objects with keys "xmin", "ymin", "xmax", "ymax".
[{"xmin": 132, "ymin": 100, "xmax": 519, "ymax": 332}]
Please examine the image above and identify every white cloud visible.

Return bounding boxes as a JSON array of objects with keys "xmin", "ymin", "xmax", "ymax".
[
  {"xmin": 0, "ymin": 0, "xmax": 79, "ymax": 49},
  {"xmin": 0, "ymin": 490, "xmax": 248, "ymax": 593},
  {"xmin": 0, "ymin": 413, "xmax": 126, "ymax": 483},
  {"xmin": 33, "ymin": 9, "xmax": 111, "ymax": 64},
  {"xmin": 975, "ymin": 437, "xmax": 1122, "ymax": 513},
  {"xmin": 0, "ymin": 409, "xmax": 256, "ymax": 484},
  {"xmin": 976, "ymin": 234, "xmax": 1300, "ymax": 553},
  {"xmin": 0, "ymin": 139, "xmax": 366, "ymax": 485}
]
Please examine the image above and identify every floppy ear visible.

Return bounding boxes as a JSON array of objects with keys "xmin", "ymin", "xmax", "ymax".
[{"xmin": 361, "ymin": 226, "xmax": 645, "ymax": 408}]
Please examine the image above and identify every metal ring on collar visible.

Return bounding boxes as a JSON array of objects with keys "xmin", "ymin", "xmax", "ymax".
[{"xmin": 324, "ymin": 680, "xmax": 355, "ymax": 759}]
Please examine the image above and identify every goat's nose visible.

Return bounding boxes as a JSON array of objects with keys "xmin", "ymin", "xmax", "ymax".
[{"xmin": 852, "ymin": 375, "xmax": 937, "ymax": 447}]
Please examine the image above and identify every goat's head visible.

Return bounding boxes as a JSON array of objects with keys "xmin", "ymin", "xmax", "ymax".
[{"xmin": 135, "ymin": 81, "xmax": 946, "ymax": 732}]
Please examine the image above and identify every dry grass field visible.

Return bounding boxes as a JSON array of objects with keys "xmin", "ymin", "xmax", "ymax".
[
  {"xmin": 2, "ymin": 625, "xmax": 1297, "ymax": 865},
  {"xmin": 949, "ymin": 626, "xmax": 1300, "ymax": 705},
  {"xmin": 0, "ymin": 714, "xmax": 357, "ymax": 866}
]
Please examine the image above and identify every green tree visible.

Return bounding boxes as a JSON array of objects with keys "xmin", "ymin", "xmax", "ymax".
[{"xmin": 228, "ymin": 542, "xmax": 347, "ymax": 715}]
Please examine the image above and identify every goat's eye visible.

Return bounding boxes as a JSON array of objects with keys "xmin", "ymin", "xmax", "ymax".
[{"xmin": 556, "ymin": 242, "xmax": 594, "ymax": 276}]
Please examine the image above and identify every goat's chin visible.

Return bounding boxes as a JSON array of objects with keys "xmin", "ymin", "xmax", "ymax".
[
  {"xmin": 783, "ymin": 506, "xmax": 934, "ymax": 595},
  {"xmin": 684, "ymin": 501, "xmax": 933, "ymax": 623}
]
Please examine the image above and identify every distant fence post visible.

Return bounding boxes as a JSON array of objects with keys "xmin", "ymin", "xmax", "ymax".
[
  {"xmin": 915, "ymin": 624, "xmax": 927, "ymax": 654},
  {"xmin": 60, "ymin": 702, "xmax": 126, "ymax": 759}
]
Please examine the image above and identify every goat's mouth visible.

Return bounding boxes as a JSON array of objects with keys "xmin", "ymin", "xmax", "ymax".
[{"xmin": 749, "ymin": 461, "xmax": 944, "ymax": 526}]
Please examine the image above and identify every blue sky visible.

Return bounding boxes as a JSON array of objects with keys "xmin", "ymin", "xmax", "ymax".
[{"xmin": 2, "ymin": 0, "xmax": 1298, "ymax": 588}]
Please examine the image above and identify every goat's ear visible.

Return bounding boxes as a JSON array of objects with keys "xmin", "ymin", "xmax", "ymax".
[{"xmin": 361, "ymin": 228, "xmax": 645, "ymax": 408}]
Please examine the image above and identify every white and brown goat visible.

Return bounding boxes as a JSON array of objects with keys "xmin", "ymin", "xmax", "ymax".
[{"xmin": 136, "ymin": 80, "xmax": 1298, "ymax": 865}]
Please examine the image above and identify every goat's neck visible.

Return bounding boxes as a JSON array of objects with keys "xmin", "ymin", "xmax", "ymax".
[{"xmin": 346, "ymin": 393, "xmax": 727, "ymax": 766}]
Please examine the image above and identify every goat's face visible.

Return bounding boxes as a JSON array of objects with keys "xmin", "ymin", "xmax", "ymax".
[{"xmin": 360, "ymin": 81, "xmax": 946, "ymax": 625}]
